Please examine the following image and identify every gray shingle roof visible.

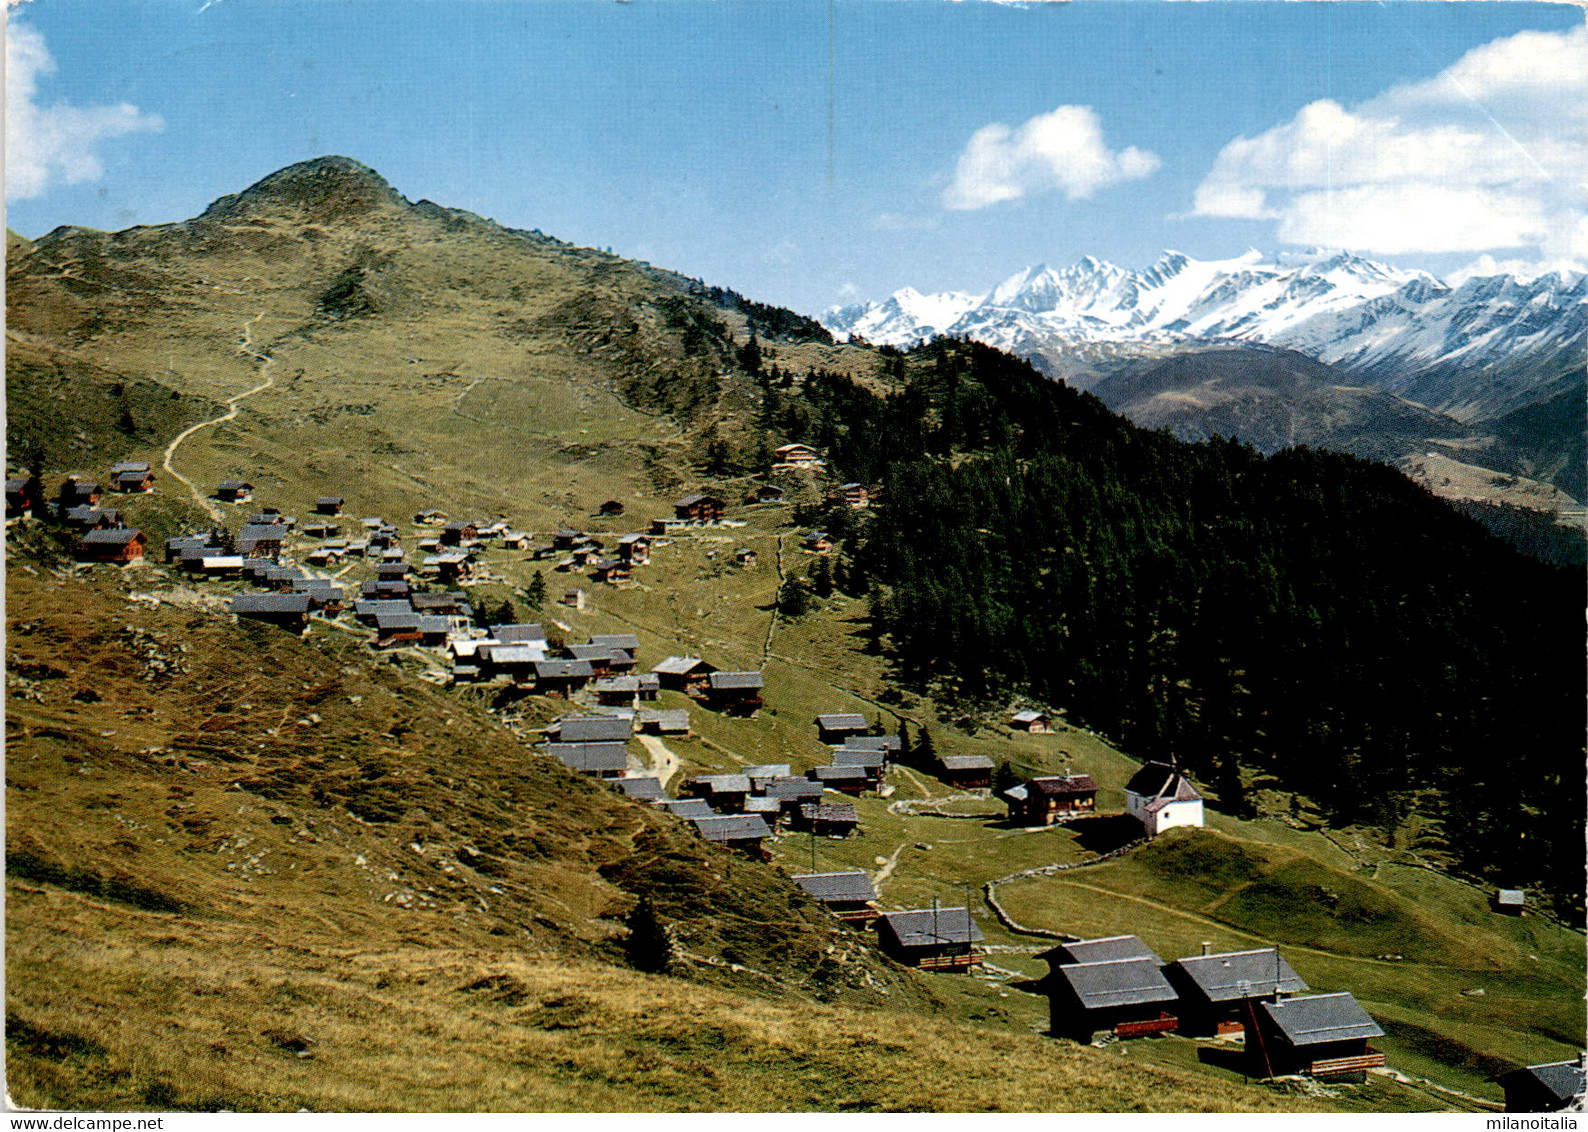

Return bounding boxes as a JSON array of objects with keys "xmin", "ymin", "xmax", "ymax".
[
  {"xmin": 617, "ymin": 777, "xmax": 666, "ymax": 801},
  {"xmin": 1041, "ymin": 935, "xmax": 1164, "ymax": 967},
  {"xmin": 799, "ymin": 802, "xmax": 860, "ymax": 824},
  {"xmin": 742, "ymin": 764, "xmax": 792, "ymax": 780},
  {"xmin": 1053, "ymin": 957, "xmax": 1180, "ymax": 1010},
  {"xmin": 810, "ymin": 765, "xmax": 868, "ymax": 783},
  {"xmin": 1257, "ymin": 993, "xmax": 1384, "ymax": 1047},
  {"xmin": 1519, "ymin": 1062, "xmax": 1588, "ymax": 1105},
  {"xmin": 816, "ymin": 713, "xmax": 867, "ymax": 731},
  {"xmin": 82, "ymin": 527, "xmax": 143, "ymax": 545},
  {"xmin": 232, "ymin": 593, "xmax": 312, "ymax": 615},
  {"xmin": 877, "ymin": 907, "xmax": 983, "ymax": 948},
  {"xmin": 690, "ymin": 814, "xmax": 772, "ymax": 842},
  {"xmin": 793, "ymin": 871, "xmax": 878, "ymax": 904},
  {"xmin": 689, "ymin": 774, "xmax": 751, "ymax": 794},
  {"xmin": 939, "ymin": 754, "xmax": 995, "ymax": 771},
  {"xmin": 761, "ymin": 777, "xmax": 825, "ymax": 801},
  {"xmin": 652, "ymin": 655, "xmax": 706, "ymax": 676},
  {"xmin": 554, "ymin": 716, "xmax": 632, "ymax": 743},
  {"xmin": 1126, "ymin": 762, "xmax": 1203, "ymax": 802},
  {"xmin": 544, "ymin": 742, "xmax": 628, "ymax": 773},
  {"xmin": 708, "ymin": 671, "xmax": 762, "ymax": 690},
  {"xmin": 1028, "ymin": 774, "xmax": 1099, "ymax": 796},
  {"xmin": 1496, "ymin": 888, "xmax": 1527, "ymax": 906},
  {"xmin": 654, "ymin": 798, "xmax": 714, "ymax": 818},
  {"xmin": 535, "ymin": 659, "xmax": 594, "ymax": 678},
  {"xmin": 495, "ymin": 624, "xmax": 546, "ymax": 642},
  {"xmin": 842, "ymin": 734, "xmax": 901, "ymax": 753},
  {"xmin": 832, "ymin": 747, "xmax": 885, "ymax": 769},
  {"xmin": 590, "ymin": 633, "xmax": 641, "ymax": 651},
  {"xmin": 1170, "ymin": 949, "xmax": 1308, "ymax": 1002}
]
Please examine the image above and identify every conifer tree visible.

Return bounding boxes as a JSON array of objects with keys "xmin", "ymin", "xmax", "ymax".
[{"xmin": 623, "ymin": 897, "xmax": 670, "ymax": 973}]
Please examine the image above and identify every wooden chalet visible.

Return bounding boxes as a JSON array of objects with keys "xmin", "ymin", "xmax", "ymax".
[
  {"xmin": 164, "ymin": 534, "xmax": 212, "ymax": 564},
  {"xmin": 200, "ymin": 555, "xmax": 245, "ymax": 578},
  {"xmin": 1043, "ymin": 956, "xmax": 1181, "ymax": 1042},
  {"xmin": 482, "ymin": 644, "xmax": 544, "ymax": 684},
  {"xmin": 649, "ymin": 517, "xmax": 686, "ymax": 537},
  {"xmin": 735, "ymin": 547, "xmax": 758, "ymax": 566},
  {"xmin": 936, "ymin": 754, "xmax": 995, "ymax": 790},
  {"xmin": 831, "ymin": 746, "xmax": 886, "ymax": 783},
  {"xmin": 772, "ymin": 443, "xmax": 824, "ymax": 472},
  {"xmin": 597, "ymin": 499, "xmax": 625, "ymax": 516},
  {"xmin": 815, "ymin": 713, "xmax": 869, "ymax": 743},
  {"xmin": 374, "ymin": 612, "xmax": 450, "ymax": 649},
  {"xmin": 67, "ymin": 506, "xmax": 124, "ymax": 531},
  {"xmin": 78, "ymin": 528, "xmax": 147, "ymax": 563},
  {"xmin": 875, "ymin": 907, "xmax": 983, "ymax": 971},
  {"xmin": 1503, "ymin": 1060, "xmax": 1587, "ymax": 1113},
  {"xmin": 1251, "ymin": 993, "xmax": 1385, "ymax": 1080},
  {"xmin": 424, "ymin": 552, "xmax": 472, "ymax": 584},
  {"xmin": 231, "ymin": 593, "xmax": 312, "ymax": 633},
  {"xmin": 236, "ymin": 523, "xmax": 285, "ymax": 558},
  {"xmin": 314, "ymin": 496, "xmax": 344, "ymax": 515},
  {"xmin": 690, "ymin": 813, "xmax": 774, "ymax": 858},
  {"xmin": 592, "ymin": 674, "xmax": 659, "ymax": 705},
  {"xmin": 832, "ymin": 482, "xmax": 870, "ymax": 509},
  {"xmin": 840, "ymin": 733, "xmax": 902, "ymax": 757},
  {"xmin": 1002, "ymin": 774, "xmax": 1099, "ymax": 826},
  {"xmin": 562, "ymin": 588, "xmax": 586, "ymax": 610},
  {"xmin": 441, "ymin": 520, "xmax": 478, "ymax": 546},
  {"xmin": 760, "ymin": 776, "xmax": 825, "ymax": 812},
  {"xmin": 652, "ymin": 655, "xmax": 714, "ymax": 692},
  {"xmin": 792, "ymin": 871, "xmax": 878, "ymax": 921},
  {"xmin": 300, "ymin": 520, "xmax": 342, "ymax": 539},
  {"xmin": 743, "ymin": 764, "xmax": 791, "ymax": 792},
  {"xmin": 414, "ymin": 509, "xmax": 448, "ymax": 526},
  {"xmin": 1164, "ymin": 948, "xmax": 1309, "ymax": 1035},
  {"xmin": 750, "ymin": 484, "xmax": 786, "ymax": 504},
  {"xmin": 215, "ymin": 479, "xmax": 254, "ymax": 503},
  {"xmin": 616, "ymin": 533, "xmax": 651, "ymax": 565},
  {"xmin": 801, "ymin": 530, "xmax": 833, "ymax": 553},
  {"xmin": 703, "ymin": 671, "xmax": 763, "ymax": 714},
  {"xmin": 6, "ymin": 476, "xmax": 43, "ymax": 519},
  {"xmin": 793, "ymin": 802, "xmax": 860, "ymax": 838},
  {"xmin": 112, "ymin": 468, "xmax": 156, "ymax": 493},
  {"xmin": 674, "ymin": 493, "xmax": 725, "ymax": 522},
  {"xmin": 590, "ymin": 557, "xmax": 633, "ymax": 585},
  {"xmin": 1010, "ymin": 709, "xmax": 1053, "ymax": 732},
  {"xmin": 683, "ymin": 774, "xmax": 751, "ymax": 813},
  {"xmin": 59, "ymin": 478, "xmax": 102, "ymax": 507},
  {"xmin": 533, "ymin": 658, "xmax": 593, "ymax": 697},
  {"xmin": 544, "ymin": 741, "xmax": 629, "ymax": 779}
]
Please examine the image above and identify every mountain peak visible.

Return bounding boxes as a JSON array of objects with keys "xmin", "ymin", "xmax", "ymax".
[{"xmin": 200, "ymin": 156, "xmax": 409, "ymax": 223}]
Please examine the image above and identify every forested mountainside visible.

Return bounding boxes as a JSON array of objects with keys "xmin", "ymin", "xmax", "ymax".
[{"xmin": 757, "ymin": 339, "xmax": 1584, "ymax": 912}]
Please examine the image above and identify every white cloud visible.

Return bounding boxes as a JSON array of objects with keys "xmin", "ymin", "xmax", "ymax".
[
  {"xmin": 943, "ymin": 104, "xmax": 1160, "ymax": 211},
  {"xmin": 6, "ymin": 22, "xmax": 163, "ymax": 201},
  {"xmin": 1191, "ymin": 22, "xmax": 1588, "ymax": 271}
]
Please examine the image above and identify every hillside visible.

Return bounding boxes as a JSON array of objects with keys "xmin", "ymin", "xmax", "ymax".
[{"xmin": 7, "ymin": 156, "xmax": 1583, "ymax": 1112}]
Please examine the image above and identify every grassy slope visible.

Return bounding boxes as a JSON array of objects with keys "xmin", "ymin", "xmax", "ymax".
[{"xmin": 7, "ymin": 159, "xmax": 1580, "ymax": 1111}]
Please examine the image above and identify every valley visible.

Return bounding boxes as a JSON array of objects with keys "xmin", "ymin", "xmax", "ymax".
[{"xmin": 6, "ymin": 157, "xmax": 1583, "ymax": 1114}]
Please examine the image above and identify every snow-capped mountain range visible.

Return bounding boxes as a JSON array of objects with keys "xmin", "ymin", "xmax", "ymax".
[{"xmin": 824, "ymin": 250, "xmax": 1586, "ymax": 422}]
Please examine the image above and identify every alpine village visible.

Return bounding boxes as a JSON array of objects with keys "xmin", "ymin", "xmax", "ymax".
[{"xmin": 5, "ymin": 158, "xmax": 1584, "ymax": 1115}]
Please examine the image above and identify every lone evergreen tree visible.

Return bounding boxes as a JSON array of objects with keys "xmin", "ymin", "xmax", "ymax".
[
  {"xmin": 916, "ymin": 728, "xmax": 936, "ymax": 768},
  {"xmin": 492, "ymin": 598, "xmax": 517, "ymax": 626},
  {"xmin": 810, "ymin": 555, "xmax": 834, "ymax": 598},
  {"xmin": 623, "ymin": 897, "xmax": 670, "ymax": 973},
  {"xmin": 777, "ymin": 576, "xmax": 811, "ymax": 619},
  {"xmin": 525, "ymin": 570, "xmax": 547, "ymax": 611},
  {"xmin": 992, "ymin": 760, "xmax": 1020, "ymax": 795}
]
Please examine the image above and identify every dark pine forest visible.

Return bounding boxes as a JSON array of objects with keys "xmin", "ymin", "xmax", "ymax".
[{"xmin": 754, "ymin": 336, "xmax": 1583, "ymax": 916}]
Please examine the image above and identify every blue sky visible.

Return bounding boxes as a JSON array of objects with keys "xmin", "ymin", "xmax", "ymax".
[{"xmin": 7, "ymin": 1, "xmax": 1584, "ymax": 315}]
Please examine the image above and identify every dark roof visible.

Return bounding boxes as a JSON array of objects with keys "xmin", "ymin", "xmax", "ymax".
[
  {"xmin": 793, "ymin": 871, "xmax": 878, "ymax": 903},
  {"xmin": 82, "ymin": 527, "xmax": 144, "ymax": 545},
  {"xmin": 544, "ymin": 742, "xmax": 628, "ymax": 772},
  {"xmin": 1028, "ymin": 774, "xmax": 1099, "ymax": 796},
  {"xmin": 1170, "ymin": 949, "xmax": 1308, "ymax": 1002},
  {"xmin": 590, "ymin": 633, "xmax": 641, "ymax": 651},
  {"xmin": 877, "ymin": 907, "xmax": 984, "ymax": 948},
  {"xmin": 616, "ymin": 777, "xmax": 666, "ymax": 801},
  {"xmin": 810, "ymin": 765, "xmax": 868, "ymax": 783},
  {"xmin": 761, "ymin": 776, "xmax": 825, "ymax": 801},
  {"xmin": 216, "ymin": 479, "xmax": 252, "ymax": 491},
  {"xmin": 554, "ymin": 716, "xmax": 632, "ymax": 743},
  {"xmin": 1125, "ymin": 762, "xmax": 1203, "ymax": 803},
  {"xmin": 1257, "ymin": 993, "xmax": 1384, "ymax": 1047},
  {"xmin": 232, "ymin": 593, "xmax": 313, "ymax": 614},
  {"xmin": 114, "ymin": 470, "xmax": 151, "ymax": 485},
  {"xmin": 939, "ymin": 754, "xmax": 995, "ymax": 771},
  {"xmin": 1052, "ymin": 957, "xmax": 1180, "ymax": 1011},
  {"xmin": 816, "ymin": 713, "xmax": 868, "ymax": 731},
  {"xmin": 676, "ymin": 493, "xmax": 723, "ymax": 507},
  {"xmin": 654, "ymin": 798, "xmax": 714, "ymax": 818},
  {"xmin": 1514, "ymin": 1062, "xmax": 1588, "ymax": 1105},
  {"xmin": 535, "ymin": 659, "xmax": 594, "ymax": 678},
  {"xmin": 708, "ymin": 671, "xmax": 762, "ymax": 690},
  {"xmin": 237, "ymin": 523, "xmax": 285, "ymax": 540},
  {"xmin": 495, "ymin": 624, "xmax": 546, "ymax": 643},
  {"xmin": 568, "ymin": 643, "xmax": 625, "ymax": 661},
  {"xmin": 832, "ymin": 747, "xmax": 885, "ymax": 769},
  {"xmin": 1041, "ymin": 935, "xmax": 1163, "ymax": 967},
  {"xmin": 691, "ymin": 814, "xmax": 772, "ymax": 842},
  {"xmin": 842, "ymin": 734, "xmax": 901, "ymax": 752}
]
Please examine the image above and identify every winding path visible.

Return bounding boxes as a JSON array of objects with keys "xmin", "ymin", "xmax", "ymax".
[{"xmin": 162, "ymin": 313, "xmax": 277, "ymax": 523}]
